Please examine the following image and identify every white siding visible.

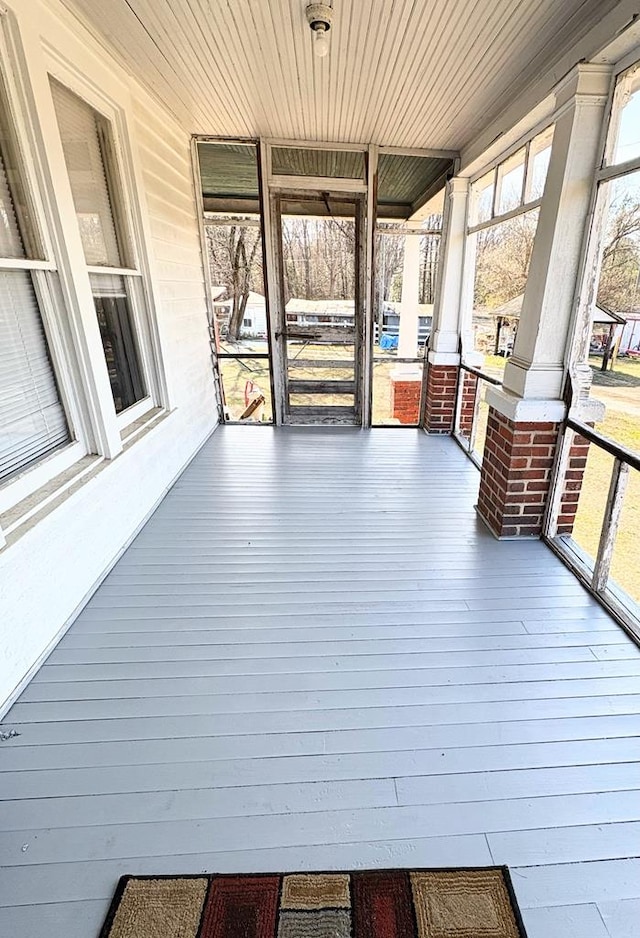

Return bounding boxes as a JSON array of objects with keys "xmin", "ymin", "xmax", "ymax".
[{"xmin": 0, "ymin": 0, "xmax": 217, "ymax": 710}]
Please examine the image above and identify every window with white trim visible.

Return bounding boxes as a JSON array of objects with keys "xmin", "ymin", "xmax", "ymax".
[
  {"xmin": 553, "ymin": 59, "xmax": 640, "ymax": 614},
  {"xmin": 50, "ymin": 79, "xmax": 147, "ymax": 415},
  {"xmin": 464, "ymin": 126, "xmax": 555, "ymax": 376},
  {"xmin": 576, "ymin": 61, "xmax": 640, "ymax": 427},
  {"xmin": 0, "ymin": 72, "xmax": 70, "ymax": 484},
  {"xmin": 468, "ymin": 127, "xmax": 554, "ymax": 229}
]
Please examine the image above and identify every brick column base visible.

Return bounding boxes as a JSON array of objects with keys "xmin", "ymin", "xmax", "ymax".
[
  {"xmin": 459, "ymin": 371, "xmax": 479, "ymax": 437},
  {"xmin": 423, "ymin": 364, "xmax": 458, "ymax": 434},
  {"xmin": 556, "ymin": 428, "xmax": 591, "ymax": 536},
  {"xmin": 477, "ymin": 408, "xmax": 560, "ymax": 538},
  {"xmin": 390, "ymin": 375, "xmax": 422, "ymax": 424}
]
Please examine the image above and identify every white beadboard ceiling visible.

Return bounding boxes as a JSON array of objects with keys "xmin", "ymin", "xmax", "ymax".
[{"xmin": 66, "ymin": 0, "xmax": 621, "ymax": 149}]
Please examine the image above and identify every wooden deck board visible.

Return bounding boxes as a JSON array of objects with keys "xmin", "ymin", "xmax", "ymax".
[{"xmin": 0, "ymin": 427, "xmax": 638, "ymax": 937}]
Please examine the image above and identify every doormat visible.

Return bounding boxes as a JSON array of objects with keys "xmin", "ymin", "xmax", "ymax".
[{"xmin": 98, "ymin": 867, "xmax": 528, "ymax": 937}]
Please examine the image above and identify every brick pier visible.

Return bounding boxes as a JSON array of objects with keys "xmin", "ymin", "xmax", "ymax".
[
  {"xmin": 423, "ymin": 364, "xmax": 458, "ymax": 433},
  {"xmin": 477, "ymin": 408, "xmax": 560, "ymax": 538}
]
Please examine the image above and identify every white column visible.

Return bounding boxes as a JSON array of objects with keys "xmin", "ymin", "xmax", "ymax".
[
  {"xmin": 395, "ymin": 231, "xmax": 421, "ymax": 374},
  {"xmin": 493, "ymin": 64, "xmax": 612, "ymax": 420},
  {"xmin": 428, "ymin": 177, "xmax": 469, "ymax": 365}
]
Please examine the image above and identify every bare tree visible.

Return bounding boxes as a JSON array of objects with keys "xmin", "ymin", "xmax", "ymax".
[
  {"xmin": 420, "ymin": 231, "xmax": 441, "ymax": 304},
  {"xmin": 597, "ymin": 191, "xmax": 640, "ymax": 312},
  {"xmin": 280, "ymin": 216, "xmax": 356, "ymax": 300},
  {"xmin": 206, "ymin": 221, "xmax": 263, "ymax": 340},
  {"xmin": 474, "ymin": 211, "xmax": 538, "ymax": 308},
  {"xmin": 374, "ymin": 231, "xmax": 404, "ymax": 320}
]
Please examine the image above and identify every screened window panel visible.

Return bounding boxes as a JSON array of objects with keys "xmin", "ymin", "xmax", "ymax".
[
  {"xmin": 89, "ymin": 272, "xmax": 146, "ymax": 413},
  {"xmin": 0, "ymin": 110, "xmax": 26, "ymax": 257},
  {"xmin": 0, "ymin": 270, "xmax": 69, "ymax": 481},
  {"xmin": 0, "ymin": 144, "xmax": 25, "ymax": 259},
  {"xmin": 50, "ymin": 80, "xmax": 122, "ymax": 268}
]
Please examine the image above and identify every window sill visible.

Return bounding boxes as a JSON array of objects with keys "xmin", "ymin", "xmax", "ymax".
[
  {"xmin": 0, "ymin": 453, "xmax": 104, "ymax": 546},
  {"xmin": 0, "ymin": 409, "xmax": 170, "ymax": 550},
  {"xmin": 0, "ymin": 441, "xmax": 87, "ymax": 516},
  {"xmin": 121, "ymin": 406, "xmax": 167, "ymax": 447},
  {"xmin": 116, "ymin": 396, "xmax": 155, "ymax": 430}
]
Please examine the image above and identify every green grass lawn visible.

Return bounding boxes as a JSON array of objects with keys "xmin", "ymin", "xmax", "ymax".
[
  {"xmin": 219, "ymin": 358, "xmax": 274, "ymax": 422},
  {"xmin": 571, "ymin": 360, "xmax": 640, "ymax": 606},
  {"xmin": 589, "ymin": 355, "xmax": 640, "ymax": 388},
  {"xmin": 219, "ymin": 345, "xmax": 413, "ymax": 425}
]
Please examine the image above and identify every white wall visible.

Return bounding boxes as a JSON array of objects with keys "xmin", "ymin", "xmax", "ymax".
[
  {"xmin": 241, "ymin": 296, "xmax": 268, "ymax": 337},
  {"xmin": 0, "ymin": 0, "xmax": 217, "ymax": 709}
]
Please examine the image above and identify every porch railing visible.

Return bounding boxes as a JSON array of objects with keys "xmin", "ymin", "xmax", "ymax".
[
  {"xmin": 452, "ymin": 363, "xmax": 502, "ymax": 468},
  {"xmin": 547, "ymin": 416, "xmax": 640, "ymax": 641}
]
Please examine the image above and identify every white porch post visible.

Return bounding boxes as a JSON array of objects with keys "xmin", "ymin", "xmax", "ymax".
[
  {"xmin": 428, "ymin": 176, "xmax": 468, "ymax": 366},
  {"xmin": 423, "ymin": 176, "xmax": 469, "ymax": 432},
  {"xmin": 396, "ymin": 230, "xmax": 421, "ymax": 365},
  {"xmin": 497, "ymin": 63, "xmax": 613, "ymax": 413},
  {"xmin": 478, "ymin": 63, "xmax": 613, "ymax": 538},
  {"xmin": 389, "ymin": 231, "xmax": 422, "ymax": 422}
]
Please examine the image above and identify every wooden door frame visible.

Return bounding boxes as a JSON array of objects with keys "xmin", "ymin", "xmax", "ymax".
[{"xmin": 269, "ymin": 188, "xmax": 367, "ymax": 426}]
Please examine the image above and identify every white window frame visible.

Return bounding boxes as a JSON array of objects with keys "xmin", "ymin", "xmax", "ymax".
[
  {"xmin": 0, "ymin": 11, "xmax": 169, "ymax": 533},
  {"xmin": 467, "ymin": 123, "xmax": 555, "ymax": 233},
  {"xmin": 457, "ymin": 123, "xmax": 556, "ymax": 365},
  {"xmin": 44, "ymin": 46, "xmax": 168, "ymax": 434},
  {"xmin": 543, "ymin": 50, "xmax": 640, "ymax": 640},
  {"xmin": 564, "ymin": 52, "xmax": 640, "ymax": 376},
  {"xmin": 0, "ymin": 14, "xmax": 91, "ymax": 517}
]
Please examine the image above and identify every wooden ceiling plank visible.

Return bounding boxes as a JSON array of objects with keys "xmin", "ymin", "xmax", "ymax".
[
  {"xmin": 72, "ymin": 0, "xmax": 200, "ymax": 128},
  {"xmin": 231, "ymin": 0, "xmax": 290, "ymax": 139},
  {"xmin": 427, "ymin": 0, "xmax": 615, "ymax": 144},
  {"xmin": 417, "ymin": 0, "xmax": 528, "ymax": 145},
  {"xmin": 165, "ymin": 0, "xmax": 252, "ymax": 133},
  {"xmin": 377, "ymin": 0, "xmax": 479, "ymax": 147},
  {"xmin": 428, "ymin": 0, "xmax": 562, "ymax": 135},
  {"xmin": 454, "ymin": 0, "xmax": 621, "ymax": 143},
  {"xmin": 343, "ymin": 0, "xmax": 376, "ymax": 143},
  {"xmin": 187, "ymin": 0, "xmax": 260, "ymax": 134},
  {"xmin": 375, "ymin": 0, "xmax": 453, "ymax": 146},
  {"xmin": 333, "ymin": 0, "xmax": 360, "ymax": 142},
  {"xmin": 123, "ymin": 0, "xmax": 234, "ymax": 132},
  {"xmin": 351, "ymin": 0, "xmax": 424, "ymax": 145},
  {"xmin": 66, "ymin": 0, "xmax": 619, "ymax": 149},
  {"xmin": 272, "ymin": 0, "xmax": 309, "ymax": 142}
]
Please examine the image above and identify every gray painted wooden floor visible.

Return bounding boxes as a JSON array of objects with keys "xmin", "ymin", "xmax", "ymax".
[{"xmin": 1, "ymin": 427, "xmax": 639, "ymax": 938}]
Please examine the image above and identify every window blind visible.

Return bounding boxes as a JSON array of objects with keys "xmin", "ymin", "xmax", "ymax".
[
  {"xmin": 0, "ymin": 270, "xmax": 69, "ymax": 481},
  {"xmin": 50, "ymin": 80, "xmax": 122, "ymax": 268}
]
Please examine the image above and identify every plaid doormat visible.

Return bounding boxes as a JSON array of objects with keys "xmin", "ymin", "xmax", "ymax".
[{"xmin": 99, "ymin": 867, "xmax": 528, "ymax": 937}]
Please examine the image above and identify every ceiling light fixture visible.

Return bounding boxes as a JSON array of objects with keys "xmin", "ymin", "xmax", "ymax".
[{"xmin": 306, "ymin": 3, "xmax": 332, "ymax": 58}]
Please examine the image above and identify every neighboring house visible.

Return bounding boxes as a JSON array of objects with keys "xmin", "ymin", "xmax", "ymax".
[
  {"xmin": 590, "ymin": 305, "xmax": 627, "ymax": 354},
  {"xmin": 211, "ymin": 290, "xmax": 268, "ymax": 339},
  {"xmin": 619, "ymin": 311, "xmax": 640, "ymax": 353},
  {"xmin": 240, "ymin": 292, "xmax": 268, "ymax": 337},
  {"xmin": 472, "ymin": 294, "xmax": 522, "ymax": 354},
  {"xmin": 473, "ymin": 294, "xmax": 630, "ymax": 357},
  {"xmin": 380, "ymin": 301, "xmax": 433, "ymax": 345},
  {"xmin": 285, "ymin": 297, "xmax": 355, "ymax": 327}
]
